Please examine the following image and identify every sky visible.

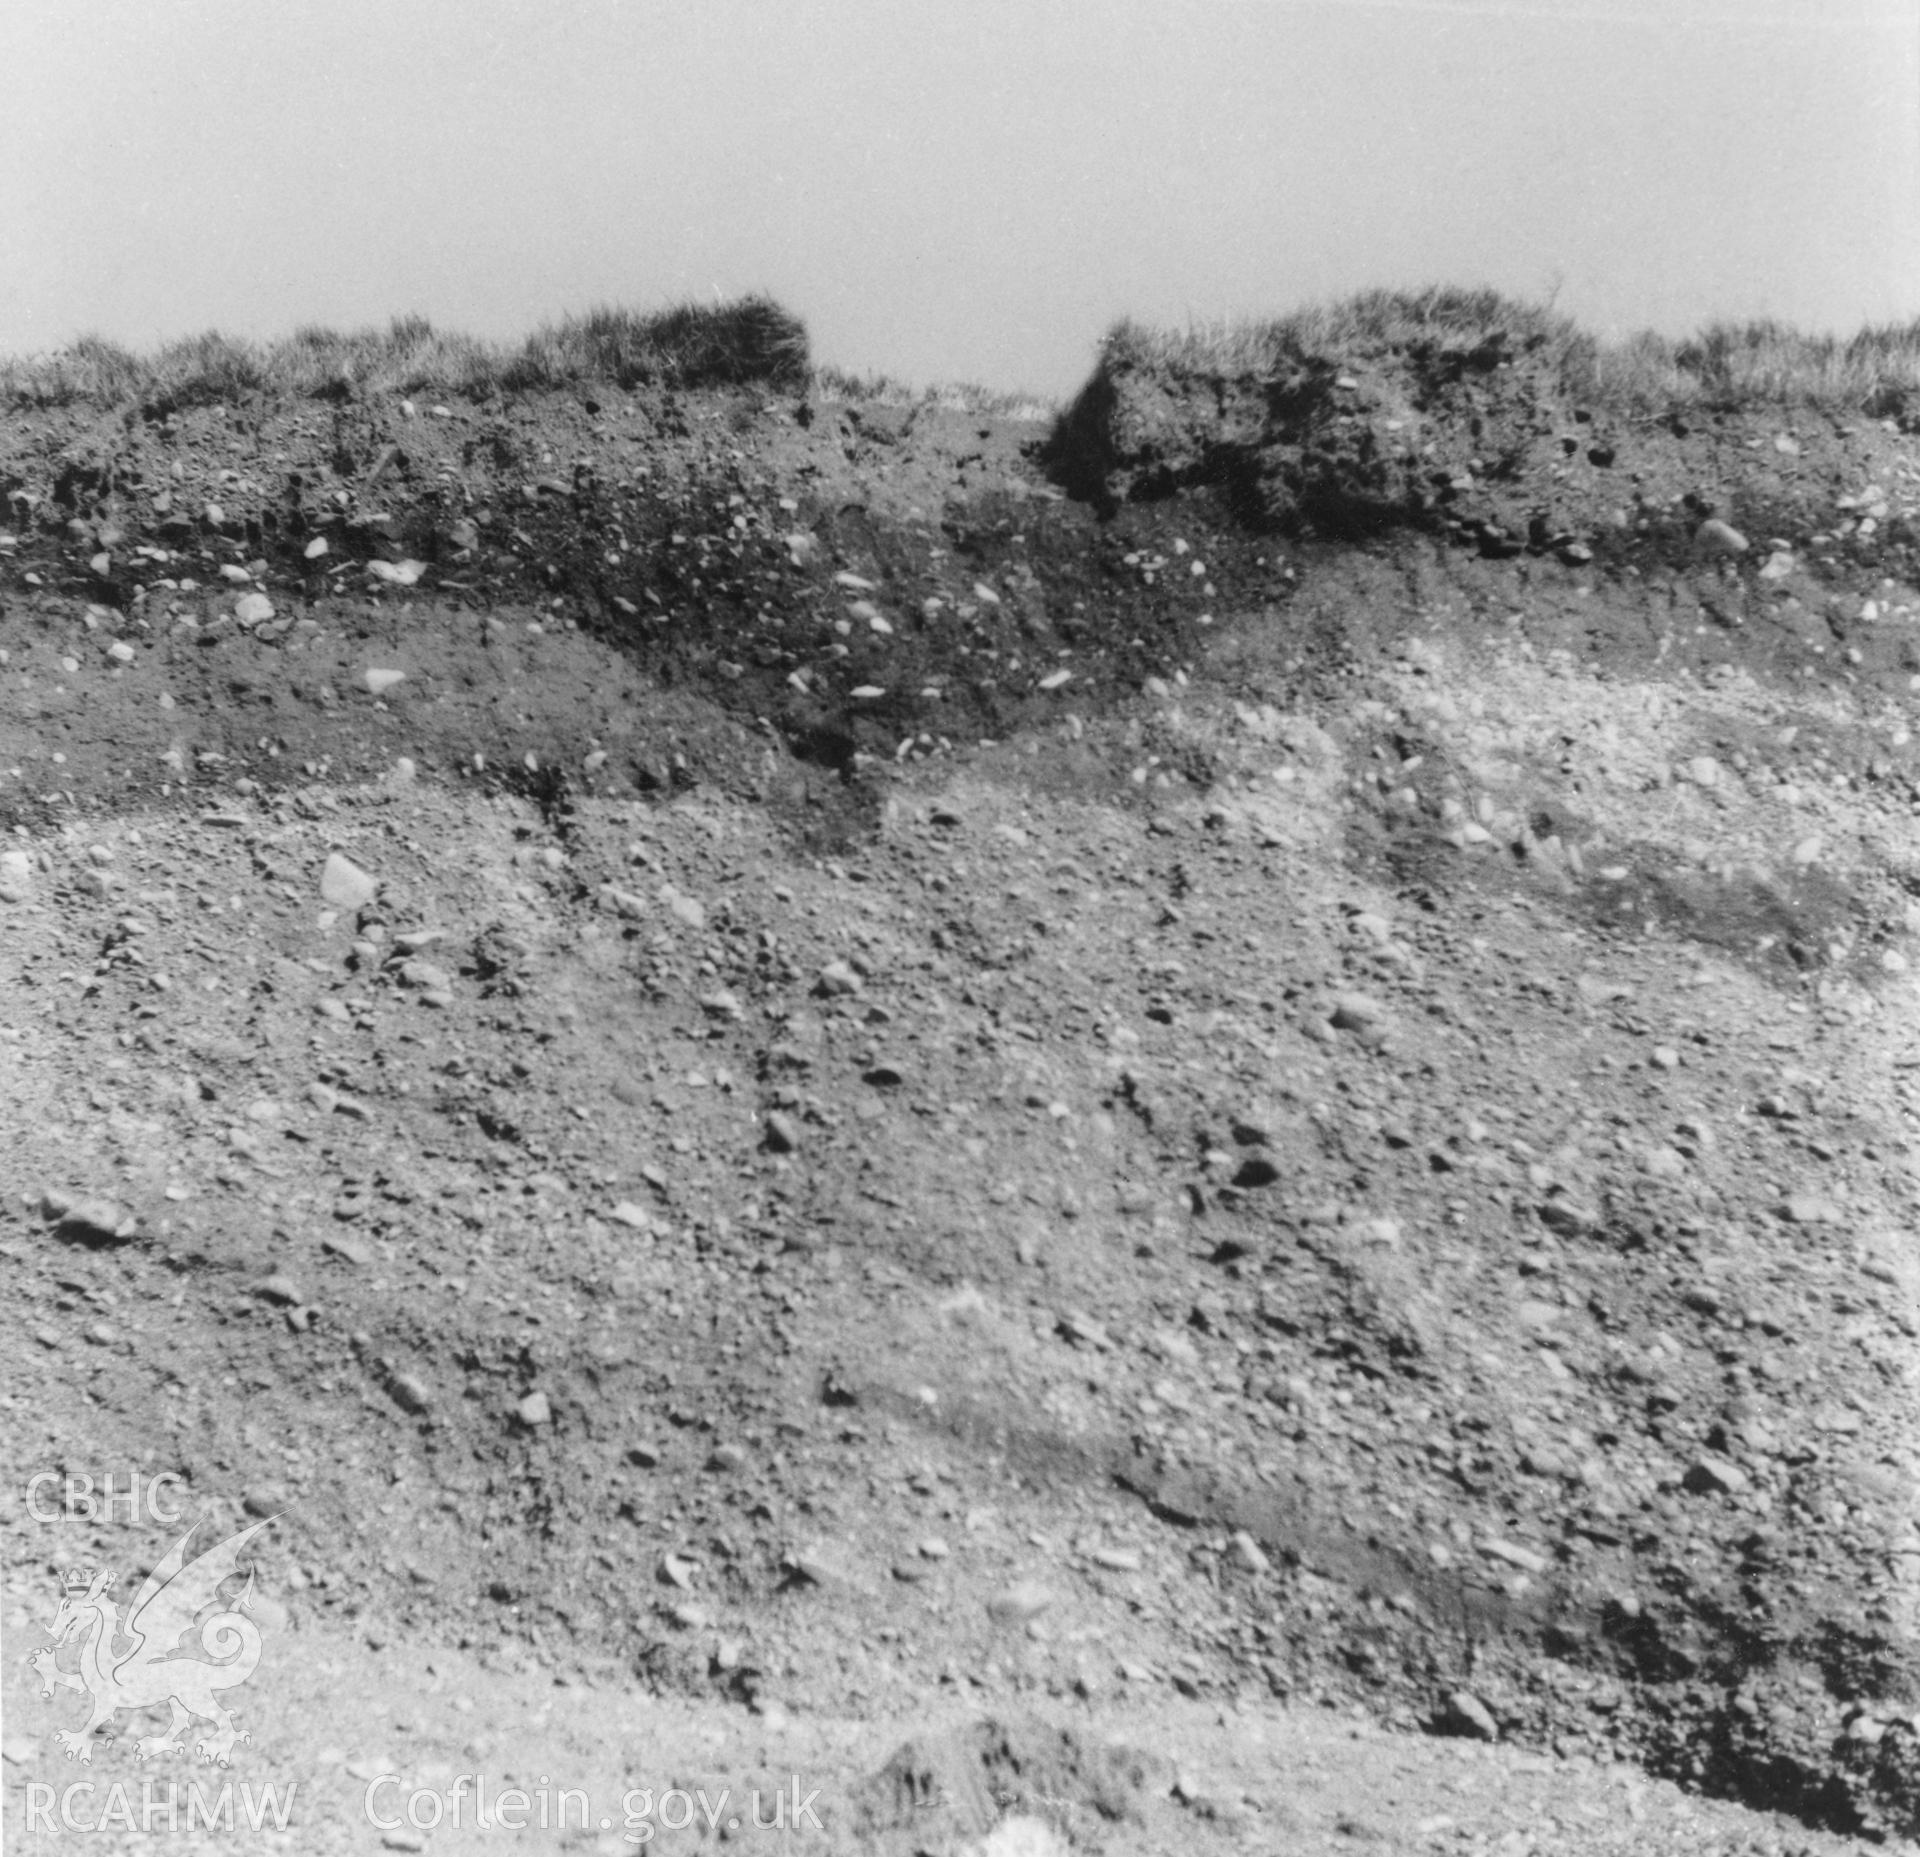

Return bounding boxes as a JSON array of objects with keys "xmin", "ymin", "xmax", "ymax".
[{"xmin": 4, "ymin": 0, "xmax": 1917, "ymax": 398}]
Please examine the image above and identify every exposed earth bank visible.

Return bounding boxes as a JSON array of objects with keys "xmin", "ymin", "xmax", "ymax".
[{"xmin": 6, "ymin": 330, "xmax": 1920, "ymax": 1851}]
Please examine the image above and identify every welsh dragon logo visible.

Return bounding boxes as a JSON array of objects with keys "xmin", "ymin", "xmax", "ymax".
[{"xmin": 28, "ymin": 1514, "xmax": 274, "ymax": 1766}]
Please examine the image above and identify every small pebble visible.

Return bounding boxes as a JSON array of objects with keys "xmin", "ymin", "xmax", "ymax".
[
  {"xmin": 1684, "ymin": 1455, "xmax": 1750, "ymax": 1495},
  {"xmin": 662, "ymin": 886, "xmax": 707, "ymax": 930},
  {"xmin": 1444, "ymin": 1690, "xmax": 1500, "ymax": 1740},
  {"xmin": 1330, "ymin": 992, "xmax": 1384, "ymax": 1030},
  {"xmin": 1228, "ymin": 1530, "xmax": 1271, "ymax": 1573},
  {"xmin": 987, "ymin": 1581, "xmax": 1054, "ymax": 1624},
  {"xmin": 1781, "ymin": 1192, "xmax": 1843, "ymax": 1225}
]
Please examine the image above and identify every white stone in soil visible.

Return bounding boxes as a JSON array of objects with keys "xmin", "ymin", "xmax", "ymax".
[
  {"xmin": 320, "ymin": 853, "xmax": 377, "ymax": 910},
  {"xmin": 987, "ymin": 1581, "xmax": 1054, "ymax": 1623}
]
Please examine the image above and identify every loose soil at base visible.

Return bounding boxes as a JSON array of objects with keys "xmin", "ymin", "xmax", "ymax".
[{"xmin": 5, "ymin": 368, "xmax": 1920, "ymax": 1853}]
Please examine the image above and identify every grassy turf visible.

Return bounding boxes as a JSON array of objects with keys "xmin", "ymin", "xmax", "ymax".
[
  {"xmin": 7, "ymin": 288, "xmax": 1917, "ymax": 419},
  {"xmin": 1094, "ymin": 286, "xmax": 1920, "ymax": 416},
  {"xmin": 0, "ymin": 296, "xmax": 810, "ymax": 412}
]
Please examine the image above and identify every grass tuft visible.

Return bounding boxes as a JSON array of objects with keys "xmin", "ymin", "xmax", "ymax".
[
  {"xmin": 142, "ymin": 331, "xmax": 265, "ymax": 414},
  {"xmin": 1099, "ymin": 286, "xmax": 1581, "ymax": 380},
  {"xmin": 812, "ymin": 365, "xmax": 1055, "ymax": 420},
  {"xmin": 1647, "ymin": 317, "xmax": 1920, "ymax": 414},
  {"xmin": 509, "ymin": 296, "xmax": 810, "ymax": 393},
  {"xmin": 0, "ymin": 333, "xmax": 149, "ymax": 408}
]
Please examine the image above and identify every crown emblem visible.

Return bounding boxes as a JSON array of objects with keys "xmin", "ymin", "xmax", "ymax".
[{"xmin": 61, "ymin": 1567, "xmax": 103, "ymax": 1595}]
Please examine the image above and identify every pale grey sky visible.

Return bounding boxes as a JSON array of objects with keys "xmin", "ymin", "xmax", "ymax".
[{"xmin": 6, "ymin": 0, "xmax": 1916, "ymax": 396}]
